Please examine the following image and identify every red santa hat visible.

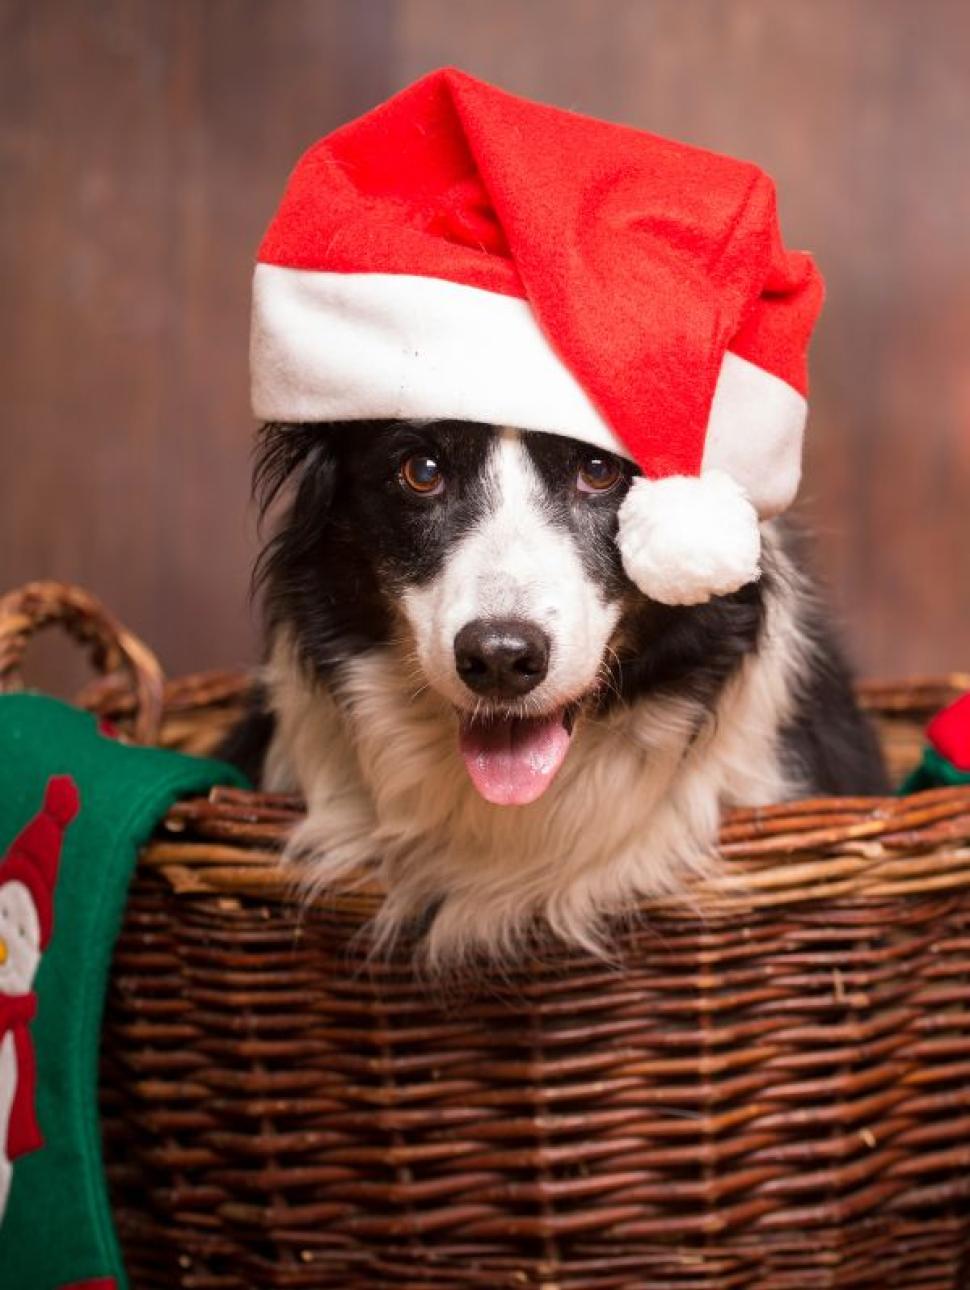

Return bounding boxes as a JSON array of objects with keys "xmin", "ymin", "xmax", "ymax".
[
  {"xmin": 251, "ymin": 68, "xmax": 824, "ymax": 605},
  {"xmin": 0, "ymin": 776, "xmax": 78, "ymax": 950}
]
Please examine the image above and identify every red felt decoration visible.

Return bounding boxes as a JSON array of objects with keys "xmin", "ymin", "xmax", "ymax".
[
  {"xmin": 0, "ymin": 776, "xmax": 79, "ymax": 1161},
  {"xmin": 927, "ymin": 692, "xmax": 970, "ymax": 772},
  {"xmin": 0, "ymin": 992, "xmax": 39, "ymax": 1160},
  {"xmin": 0, "ymin": 776, "xmax": 79, "ymax": 950}
]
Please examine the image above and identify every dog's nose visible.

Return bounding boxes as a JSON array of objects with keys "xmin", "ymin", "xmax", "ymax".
[{"xmin": 454, "ymin": 618, "xmax": 550, "ymax": 698}]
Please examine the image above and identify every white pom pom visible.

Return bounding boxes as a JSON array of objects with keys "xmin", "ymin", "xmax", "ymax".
[{"xmin": 616, "ymin": 470, "xmax": 762, "ymax": 606}]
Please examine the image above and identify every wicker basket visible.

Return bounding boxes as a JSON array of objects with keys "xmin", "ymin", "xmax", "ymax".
[{"xmin": 3, "ymin": 582, "xmax": 970, "ymax": 1290}]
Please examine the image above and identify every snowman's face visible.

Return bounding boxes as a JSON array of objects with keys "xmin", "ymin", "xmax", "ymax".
[{"xmin": 0, "ymin": 882, "xmax": 42, "ymax": 995}]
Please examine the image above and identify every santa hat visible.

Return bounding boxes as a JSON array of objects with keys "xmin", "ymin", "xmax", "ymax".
[
  {"xmin": 251, "ymin": 68, "xmax": 824, "ymax": 605},
  {"xmin": 0, "ymin": 776, "xmax": 79, "ymax": 950}
]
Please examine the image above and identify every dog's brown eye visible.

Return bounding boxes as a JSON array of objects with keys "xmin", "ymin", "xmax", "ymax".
[
  {"xmin": 577, "ymin": 455, "xmax": 621, "ymax": 494},
  {"xmin": 400, "ymin": 454, "xmax": 444, "ymax": 496}
]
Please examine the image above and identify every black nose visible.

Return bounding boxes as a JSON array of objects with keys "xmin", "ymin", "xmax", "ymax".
[{"xmin": 454, "ymin": 618, "xmax": 550, "ymax": 698}]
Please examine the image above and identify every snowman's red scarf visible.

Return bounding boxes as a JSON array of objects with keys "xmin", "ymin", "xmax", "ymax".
[{"xmin": 0, "ymin": 991, "xmax": 41, "ymax": 1159}]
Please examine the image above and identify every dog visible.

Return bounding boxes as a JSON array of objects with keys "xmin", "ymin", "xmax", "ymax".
[{"xmin": 222, "ymin": 417, "xmax": 888, "ymax": 966}]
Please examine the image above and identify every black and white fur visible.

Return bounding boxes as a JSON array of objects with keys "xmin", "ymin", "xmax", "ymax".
[{"xmin": 224, "ymin": 419, "xmax": 888, "ymax": 965}]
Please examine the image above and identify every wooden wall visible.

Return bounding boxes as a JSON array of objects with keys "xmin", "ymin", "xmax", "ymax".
[{"xmin": 2, "ymin": 0, "xmax": 968, "ymax": 692}]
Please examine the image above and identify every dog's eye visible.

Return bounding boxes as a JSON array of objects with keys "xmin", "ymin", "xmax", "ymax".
[
  {"xmin": 577, "ymin": 455, "xmax": 621, "ymax": 494},
  {"xmin": 400, "ymin": 454, "xmax": 445, "ymax": 496}
]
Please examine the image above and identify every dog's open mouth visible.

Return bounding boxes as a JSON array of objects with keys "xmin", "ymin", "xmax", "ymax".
[{"xmin": 458, "ymin": 707, "xmax": 576, "ymax": 806}]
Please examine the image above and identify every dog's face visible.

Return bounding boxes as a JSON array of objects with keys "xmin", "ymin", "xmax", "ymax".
[
  {"xmin": 388, "ymin": 425, "xmax": 640, "ymax": 804},
  {"xmin": 258, "ymin": 419, "xmax": 765, "ymax": 808}
]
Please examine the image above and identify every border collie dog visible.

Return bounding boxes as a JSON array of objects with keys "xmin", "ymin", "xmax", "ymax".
[{"xmin": 224, "ymin": 418, "xmax": 888, "ymax": 965}]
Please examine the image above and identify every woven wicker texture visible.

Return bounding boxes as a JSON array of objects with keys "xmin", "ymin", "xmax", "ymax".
[{"xmin": 5, "ymin": 582, "xmax": 970, "ymax": 1289}]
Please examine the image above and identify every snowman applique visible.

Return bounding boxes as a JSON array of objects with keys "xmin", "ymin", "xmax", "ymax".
[{"xmin": 0, "ymin": 776, "xmax": 79, "ymax": 1218}]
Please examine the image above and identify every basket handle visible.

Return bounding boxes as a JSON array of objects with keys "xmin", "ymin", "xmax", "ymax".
[{"xmin": 0, "ymin": 581, "xmax": 165, "ymax": 745}]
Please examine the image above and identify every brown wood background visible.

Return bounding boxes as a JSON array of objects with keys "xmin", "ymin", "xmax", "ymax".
[{"xmin": 2, "ymin": 0, "xmax": 968, "ymax": 692}]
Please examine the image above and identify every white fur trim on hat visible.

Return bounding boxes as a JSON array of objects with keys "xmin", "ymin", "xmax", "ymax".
[
  {"xmin": 616, "ymin": 470, "xmax": 762, "ymax": 606},
  {"xmin": 251, "ymin": 265, "xmax": 618, "ymax": 455}
]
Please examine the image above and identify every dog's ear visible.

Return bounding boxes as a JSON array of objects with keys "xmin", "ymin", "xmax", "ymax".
[
  {"xmin": 253, "ymin": 422, "xmax": 337, "ymax": 525},
  {"xmin": 252, "ymin": 423, "xmax": 339, "ymax": 600},
  {"xmin": 252, "ymin": 421, "xmax": 392, "ymax": 670}
]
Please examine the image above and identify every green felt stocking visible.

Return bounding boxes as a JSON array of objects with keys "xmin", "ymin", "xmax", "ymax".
[{"xmin": 0, "ymin": 694, "xmax": 246, "ymax": 1290}]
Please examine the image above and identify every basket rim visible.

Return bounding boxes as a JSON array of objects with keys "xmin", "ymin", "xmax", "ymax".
[
  {"xmin": 141, "ymin": 667, "xmax": 970, "ymax": 916},
  {"xmin": 145, "ymin": 778, "xmax": 970, "ymax": 920}
]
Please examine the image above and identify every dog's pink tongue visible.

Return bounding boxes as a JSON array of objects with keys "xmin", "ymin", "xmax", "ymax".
[{"xmin": 459, "ymin": 713, "xmax": 571, "ymax": 806}]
